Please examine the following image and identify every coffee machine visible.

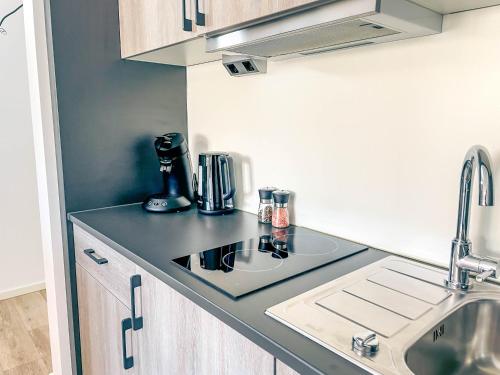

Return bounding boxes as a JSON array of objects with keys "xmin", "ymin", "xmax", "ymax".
[
  {"xmin": 143, "ymin": 133, "xmax": 194, "ymax": 213},
  {"xmin": 196, "ymin": 152, "xmax": 236, "ymax": 215}
]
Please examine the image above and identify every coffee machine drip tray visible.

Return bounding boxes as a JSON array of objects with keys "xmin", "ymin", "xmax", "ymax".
[{"xmin": 171, "ymin": 229, "xmax": 368, "ymax": 299}]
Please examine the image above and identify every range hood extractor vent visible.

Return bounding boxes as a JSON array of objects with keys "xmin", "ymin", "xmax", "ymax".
[
  {"xmin": 300, "ymin": 40, "xmax": 374, "ymax": 56},
  {"xmin": 206, "ymin": 0, "xmax": 442, "ymax": 60},
  {"xmin": 228, "ymin": 20, "xmax": 399, "ymax": 58}
]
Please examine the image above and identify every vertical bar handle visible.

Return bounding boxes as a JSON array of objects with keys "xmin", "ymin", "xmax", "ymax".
[
  {"xmin": 121, "ymin": 318, "xmax": 134, "ymax": 370},
  {"xmin": 182, "ymin": 0, "xmax": 193, "ymax": 31},
  {"xmin": 195, "ymin": 0, "xmax": 205, "ymax": 26},
  {"xmin": 130, "ymin": 275, "xmax": 143, "ymax": 330}
]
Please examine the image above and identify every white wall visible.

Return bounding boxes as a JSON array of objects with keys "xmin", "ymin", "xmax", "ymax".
[
  {"xmin": 0, "ymin": 0, "xmax": 44, "ymax": 298},
  {"xmin": 187, "ymin": 6, "xmax": 500, "ymax": 267}
]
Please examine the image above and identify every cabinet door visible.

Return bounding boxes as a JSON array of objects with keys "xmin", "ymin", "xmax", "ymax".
[
  {"xmin": 203, "ymin": 0, "xmax": 320, "ymax": 34},
  {"xmin": 119, "ymin": 0, "xmax": 199, "ymax": 58},
  {"xmin": 76, "ymin": 265, "xmax": 136, "ymax": 375},
  {"xmin": 196, "ymin": 308, "xmax": 275, "ymax": 375},
  {"xmin": 135, "ymin": 269, "xmax": 199, "ymax": 374},
  {"xmin": 136, "ymin": 268, "xmax": 274, "ymax": 375},
  {"xmin": 277, "ymin": 360, "xmax": 300, "ymax": 375}
]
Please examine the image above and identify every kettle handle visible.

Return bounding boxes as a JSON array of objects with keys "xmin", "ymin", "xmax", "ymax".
[
  {"xmin": 220, "ymin": 155, "xmax": 236, "ymax": 201},
  {"xmin": 192, "ymin": 172, "xmax": 199, "ymax": 201}
]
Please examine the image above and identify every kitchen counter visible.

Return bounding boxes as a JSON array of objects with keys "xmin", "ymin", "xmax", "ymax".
[{"xmin": 69, "ymin": 204, "xmax": 388, "ymax": 375}]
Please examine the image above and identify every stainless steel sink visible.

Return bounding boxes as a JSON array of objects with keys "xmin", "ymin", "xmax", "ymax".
[
  {"xmin": 266, "ymin": 256, "xmax": 500, "ymax": 374},
  {"xmin": 405, "ymin": 299, "xmax": 500, "ymax": 375}
]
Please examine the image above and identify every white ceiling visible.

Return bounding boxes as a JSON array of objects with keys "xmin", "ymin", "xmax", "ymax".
[{"xmin": 410, "ymin": 0, "xmax": 500, "ymax": 14}]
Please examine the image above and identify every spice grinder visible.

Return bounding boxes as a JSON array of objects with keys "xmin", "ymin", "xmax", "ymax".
[
  {"xmin": 272, "ymin": 190, "xmax": 290, "ymax": 228},
  {"xmin": 196, "ymin": 152, "xmax": 236, "ymax": 215},
  {"xmin": 258, "ymin": 187, "xmax": 277, "ymax": 224}
]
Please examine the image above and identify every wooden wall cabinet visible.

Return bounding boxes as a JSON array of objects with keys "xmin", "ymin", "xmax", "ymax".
[
  {"xmin": 117, "ymin": 1, "xmax": 500, "ymax": 66},
  {"xmin": 118, "ymin": 0, "xmax": 321, "ymax": 65},
  {"xmin": 203, "ymin": 0, "xmax": 319, "ymax": 34},
  {"xmin": 119, "ymin": 0, "xmax": 204, "ymax": 58}
]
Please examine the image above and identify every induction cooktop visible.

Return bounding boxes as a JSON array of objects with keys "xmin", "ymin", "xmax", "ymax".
[{"xmin": 171, "ymin": 227, "xmax": 368, "ymax": 299}]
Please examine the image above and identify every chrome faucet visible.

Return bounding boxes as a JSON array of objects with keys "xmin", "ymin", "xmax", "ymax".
[{"xmin": 446, "ymin": 145, "xmax": 498, "ymax": 290}]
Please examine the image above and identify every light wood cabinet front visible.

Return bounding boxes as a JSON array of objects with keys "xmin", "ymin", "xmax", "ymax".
[
  {"xmin": 136, "ymin": 268, "xmax": 274, "ymax": 375},
  {"xmin": 76, "ymin": 264, "xmax": 136, "ymax": 375},
  {"xmin": 74, "ymin": 226, "xmax": 137, "ymax": 309},
  {"xmin": 74, "ymin": 225, "xmax": 287, "ymax": 375},
  {"xmin": 135, "ymin": 268, "xmax": 200, "ymax": 374},
  {"xmin": 117, "ymin": 0, "xmax": 323, "ymax": 63},
  {"xmin": 119, "ymin": 0, "xmax": 200, "ymax": 58},
  {"xmin": 203, "ymin": 0, "xmax": 320, "ymax": 34},
  {"xmin": 277, "ymin": 359, "xmax": 301, "ymax": 375},
  {"xmin": 196, "ymin": 308, "xmax": 275, "ymax": 375}
]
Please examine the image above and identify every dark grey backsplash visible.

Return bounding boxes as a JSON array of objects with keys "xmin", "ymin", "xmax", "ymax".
[
  {"xmin": 48, "ymin": 0, "xmax": 188, "ymax": 373},
  {"xmin": 50, "ymin": 0, "xmax": 188, "ymax": 213}
]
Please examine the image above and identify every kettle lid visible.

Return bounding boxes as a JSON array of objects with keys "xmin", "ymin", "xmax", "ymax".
[
  {"xmin": 199, "ymin": 151, "xmax": 230, "ymax": 157},
  {"xmin": 198, "ymin": 152, "xmax": 230, "ymax": 163}
]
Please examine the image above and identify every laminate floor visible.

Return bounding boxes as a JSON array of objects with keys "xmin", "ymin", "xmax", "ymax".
[{"xmin": 0, "ymin": 291, "xmax": 52, "ymax": 375}]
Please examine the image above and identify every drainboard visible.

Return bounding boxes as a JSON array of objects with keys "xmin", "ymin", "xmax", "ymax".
[
  {"xmin": 266, "ymin": 255, "xmax": 500, "ymax": 374},
  {"xmin": 343, "ymin": 279, "xmax": 432, "ymax": 320},
  {"xmin": 367, "ymin": 269, "xmax": 451, "ymax": 305},
  {"xmin": 317, "ymin": 290, "xmax": 411, "ymax": 337}
]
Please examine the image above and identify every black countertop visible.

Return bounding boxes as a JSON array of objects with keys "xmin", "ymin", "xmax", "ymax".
[{"xmin": 69, "ymin": 204, "xmax": 389, "ymax": 375}]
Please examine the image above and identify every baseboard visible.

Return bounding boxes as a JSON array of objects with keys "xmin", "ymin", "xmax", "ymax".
[{"xmin": 0, "ymin": 281, "xmax": 46, "ymax": 300}]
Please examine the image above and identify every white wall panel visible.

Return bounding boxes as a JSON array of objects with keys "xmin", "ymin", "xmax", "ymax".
[
  {"xmin": 187, "ymin": 6, "xmax": 500, "ymax": 266},
  {"xmin": 0, "ymin": 1, "xmax": 44, "ymax": 296}
]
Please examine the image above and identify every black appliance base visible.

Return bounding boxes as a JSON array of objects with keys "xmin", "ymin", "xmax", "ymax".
[
  {"xmin": 198, "ymin": 208, "xmax": 234, "ymax": 216},
  {"xmin": 143, "ymin": 193, "xmax": 192, "ymax": 213}
]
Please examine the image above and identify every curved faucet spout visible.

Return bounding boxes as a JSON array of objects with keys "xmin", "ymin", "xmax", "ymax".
[
  {"xmin": 455, "ymin": 146, "xmax": 494, "ymax": 242},
  {"xmin": 447, "ymin": 145, "xmax": 497, "ymax": 290}
]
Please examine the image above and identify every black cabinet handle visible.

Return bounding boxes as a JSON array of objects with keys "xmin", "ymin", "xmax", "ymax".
[
  {"xmin": 121, "ymin": 318, "xmax": 134, "ymax": 370},
  {"xmin": 182, "ymin": 0, "xmax": 193, "ymax": 31},
  {"xmin": 195, "ymin": 0, "xmax": 205, "ymax": 26},
  {"xmin": 130, "ymin": 275, "xmax": 143, "ymax": 330},
  {"xmin": 83, "ymin": 249, "xmax": 108, "ymax": 265}
]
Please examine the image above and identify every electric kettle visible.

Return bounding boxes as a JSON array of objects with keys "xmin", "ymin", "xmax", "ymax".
[{"xmin": 196, "ymin": 152, "xmax": 236, "ymax": 215}]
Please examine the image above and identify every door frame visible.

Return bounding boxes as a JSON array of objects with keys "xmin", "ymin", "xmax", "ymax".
[{"xmin": 23, "ymin": 1, "xmax": 76, "ymax": 374}]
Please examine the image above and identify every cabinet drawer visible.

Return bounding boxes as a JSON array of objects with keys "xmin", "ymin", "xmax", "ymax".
[{"xmin": 74, "ymin": 225, "xmax": 136, "ymax": 309}]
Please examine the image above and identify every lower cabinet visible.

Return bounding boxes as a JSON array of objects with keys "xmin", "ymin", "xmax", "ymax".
[
  {"xmin": 136, "ymin": 268, "xmax": 275, "ymax": 375},
  {"xmin": 197, "ymin": 310, "xmax": 275, "ymax": 374},
  {"xmin": 134, "ymin": 267, "xmax": 199, "ymax": 374},
  {"xmin": 277, "ymin": 360, "xmax": 301, "ymax": 375},
  {"xmin": 76, "ymin": 264, "xmax": 136, "ymax": 374},
  {"xmin": 75, "ymin": 225, "xmax": 278, "ymax": 374}
]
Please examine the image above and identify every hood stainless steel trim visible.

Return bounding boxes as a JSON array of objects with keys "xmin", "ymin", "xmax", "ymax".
[{"xmin": 206, "ymin": 0, "xmax": 442, "ymax": 59}]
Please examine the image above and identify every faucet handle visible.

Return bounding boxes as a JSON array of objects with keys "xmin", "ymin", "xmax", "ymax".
[
  {"xmin": 476, "ymin": 269, "xmax": 495, "ymax": 282},
  {"xmin": 475, "ymin": 258, "xmax": 498, "ymax": 282}
]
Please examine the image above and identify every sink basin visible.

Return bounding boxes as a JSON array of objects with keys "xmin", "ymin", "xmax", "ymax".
[
  {"xmin": 266, "ymin": 256, "xmax": 500, "ymax": 375},
  {"xmin": 406, "ymin": 299, "xmax": 500, "ymax": 375}
]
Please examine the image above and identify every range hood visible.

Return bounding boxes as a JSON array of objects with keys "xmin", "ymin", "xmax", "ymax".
[{"xmin": 206, "ymin": 0, "xmax": 442, "ymax": 59}]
